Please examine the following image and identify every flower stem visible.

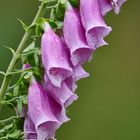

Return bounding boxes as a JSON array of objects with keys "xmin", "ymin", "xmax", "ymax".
[{"xmin": 0, "ymin": 2, "xmax": 46, "ymax": 105}]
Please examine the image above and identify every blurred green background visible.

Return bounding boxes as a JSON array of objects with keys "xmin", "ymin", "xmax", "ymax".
[{"xmin": 0, "ymin": 0, "xmax": 140, "ymax": 140}]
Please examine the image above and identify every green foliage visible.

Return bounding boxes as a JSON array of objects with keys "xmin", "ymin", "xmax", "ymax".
[
  {"xmin": 0, "ymin": 117, "xmax": 24, "ymax": 140},
  {"xmin": 54, "ymin": 0, "xmax": 67, "ymax": 21}
]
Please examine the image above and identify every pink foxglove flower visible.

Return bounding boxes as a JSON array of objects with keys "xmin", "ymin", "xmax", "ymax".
[
  {"xmin": 45, "ymin": 77, "xmax": 78, "ymax": 108},
  {"xmin": 63, "ymin": 2, "xmax": 95, "ymax": 66},
  {"xmin": 24, "ymin": 113, "xmax": 37, "ymax": 140},
  {"xmin": 28, "ymin": 79, "xmax": 61, "ymax": 140},
  {"xmin": 80, "ymin": 0, "xmax": 112, "ymax": 48},
  {"xmin": 97, "ymin": 0, "xmax": 126, "ymax": 15},
  {"xmin": 41, "ymin": 22, "xmax": 73, "ymax": 87}
]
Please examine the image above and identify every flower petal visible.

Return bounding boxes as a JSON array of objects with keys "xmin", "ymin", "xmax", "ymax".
[
  {"xmin": 44, "ymin": 74, "xmax": 78, "ymax": 108},
  {"xmin": 73, "ymin": 64, "xmax": 89, "ymax": 81},
  {"xmin": 113, "ymin": 0, "xmax": 126, "ymax": 14}
]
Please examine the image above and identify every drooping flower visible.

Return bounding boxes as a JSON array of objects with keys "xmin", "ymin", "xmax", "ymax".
[
  {"xmin": 97, "ymin": 0, "xmax": 126, "ymax": 15},
  {"xmin": 28, "ymin": 79, "xmax": 61, "ymax": 140},
  {"xmin": 80, "ymin": 0, "xmax": 112, "ymax": 49},
  {"xmin": 44, "ymin": 73, "xmax": 78, "ymax": 108},
  {"xmin": 24, "ymin": 113, "xmax": 37, "ymax": 140},
  {"xmin": 41, "ymin": 22, "xmax": 73, "ymax": 87},
  {"xmin": 63, "ymin": 2, "xmax": 95, "ymax": 66}
]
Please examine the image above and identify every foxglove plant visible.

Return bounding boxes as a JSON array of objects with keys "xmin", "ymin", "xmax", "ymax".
[{"xmin": 0, "ymin": 0, "xmax": 126, "ymax": 139}]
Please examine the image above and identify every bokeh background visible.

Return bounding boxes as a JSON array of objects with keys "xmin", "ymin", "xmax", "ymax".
[{"xmin": 0, "ymin": 0, "xmax": 140, "ymax": 140}]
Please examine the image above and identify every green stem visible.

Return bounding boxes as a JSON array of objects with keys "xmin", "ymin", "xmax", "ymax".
[
  {"xmin": 0, "ymin": 2, "xmax": 46, "ymax": 104},
  {"xmin": 0, "ymin": 116, "xmax": 19, "ymax": 124}
]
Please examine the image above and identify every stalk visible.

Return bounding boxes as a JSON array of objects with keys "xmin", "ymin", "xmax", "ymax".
[{"xmin": 0, "ymin": 2, "xmax": 46, "ymax": 104}]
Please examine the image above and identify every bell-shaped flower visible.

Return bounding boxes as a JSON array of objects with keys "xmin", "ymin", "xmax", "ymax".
[
  {"xmin": 63, "ymin": 2, "xmax": 95, "ymax": 66},
  {"xmin": 41, "ymin": 22, "xmax": 73, "ymax": 87},
  {"xmin": 28, "ymin": 79, "xmax": 61, "ymax": 140},
  {"xmin": 44, "ymin": 74, "xmax": 78, "ymax": 108},
  {"xmin": 80, "ymin": 0, "xmax": 112, "ymax": 49},
  {"xmin": 24, "ymin": 113, "xmax": 37, "ymax": 140},
  {"xmin": 97, "ymin": 0, "xmax": 126, "ymax": 15}
]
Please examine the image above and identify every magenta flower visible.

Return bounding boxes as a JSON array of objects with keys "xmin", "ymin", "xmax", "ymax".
[
  {"xmin": 24, "ymin": 113, "xmax": 37, "ymax": 140},
  {"xmin": 28, "ymin": 79, "xmax": 61, "ymax": 140},
  {"xmin": 63, "ymin": 2, "xmax": 95, "ymax": 66},
  {"xmin": 80, "ymin": 0, "xmax": 112, "ymax": 48},
  {"xmin": 44, "ymin": 76, "xmax": 78, "ymax": 108},
  {"xmin": 97, "ymin": 0, "xmax": 126, "ymax": 15},
  {"xmin": 41, "ymin": 22, "xmax": 73, "ymax": 87}
]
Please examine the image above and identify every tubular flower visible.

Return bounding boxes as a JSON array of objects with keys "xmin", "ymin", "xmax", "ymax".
[
  {"xmin": 28, "ymin": 79, "xmax": 61, "ymax": 140},
  {"xmin": 41, "ymin": 22, "xmax": 73, "ymax": 87},
  {"xmin": 80, "ymin": 0, "xmax": 112, "ymax": 48},
  {"xmin": 63, "ymin": 2, "xmax": 95, "ymax": 66},
  {"xmin": 44, "ymin": 74, "xmax": 78, "ymax": 108},
  {"xmin": 97, "ymin": 0, "xmax": 126, "ymax": 15},
  {"xmin": 24, "ymin": 113, "xmax": 37, "ymax": 140}
]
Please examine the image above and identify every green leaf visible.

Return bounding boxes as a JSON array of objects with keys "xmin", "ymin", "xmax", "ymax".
[
  {"xmin": 17, "ymin": 18, "xmax": 29, "ymax": 32},
  {"xmin": 17, "ymin": 100, "xmax": 22, "ymax": 114},
  {"xmin": 33, "ymin": 66, "xmax": 43, "ymax": 81},
  {"xmin": 8, "ymin": 76, "xmax": 23, "ymax": 90},
  {"xmin": 8, "ymin": 130, "xmax": 23, "ymax": 139},
  {"xmin": 0, "ymin": 71, "xmax": 6, "ymax": 76},
  {"xmin": 39, "ymin": 0, "xmax": 56, "ymax": 3},
  {"xmin": 34, "ymin": 52, "xmax": 40, "ymax": 66},
  {"xmin": 1, "ymin": 45, "xmax": 15, "ymax": 56},
  {"xmin": 0, "ymin": 116, "xmax": 19, "ymax": 124},
  {"xmin": 23, "ymin": 41, "xmax": 35, "ymax": 53},
  {"xmin": 23, "ymin": 71, "xmax": 33, "ymax": 79},
  {"xmin": 54, "ymin": 0, "xmax": 66, "ymax": 21},
  {"xmin": 0, "ymin": 123, "xmax": 14, "ymax": 138},
  {"xmin": 4, "ymin": 92, "xmax": 13, "ymax": 100},
  {"xmin": 22, "ymin": 96, "xmax": 27, "ymax": 104}
]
